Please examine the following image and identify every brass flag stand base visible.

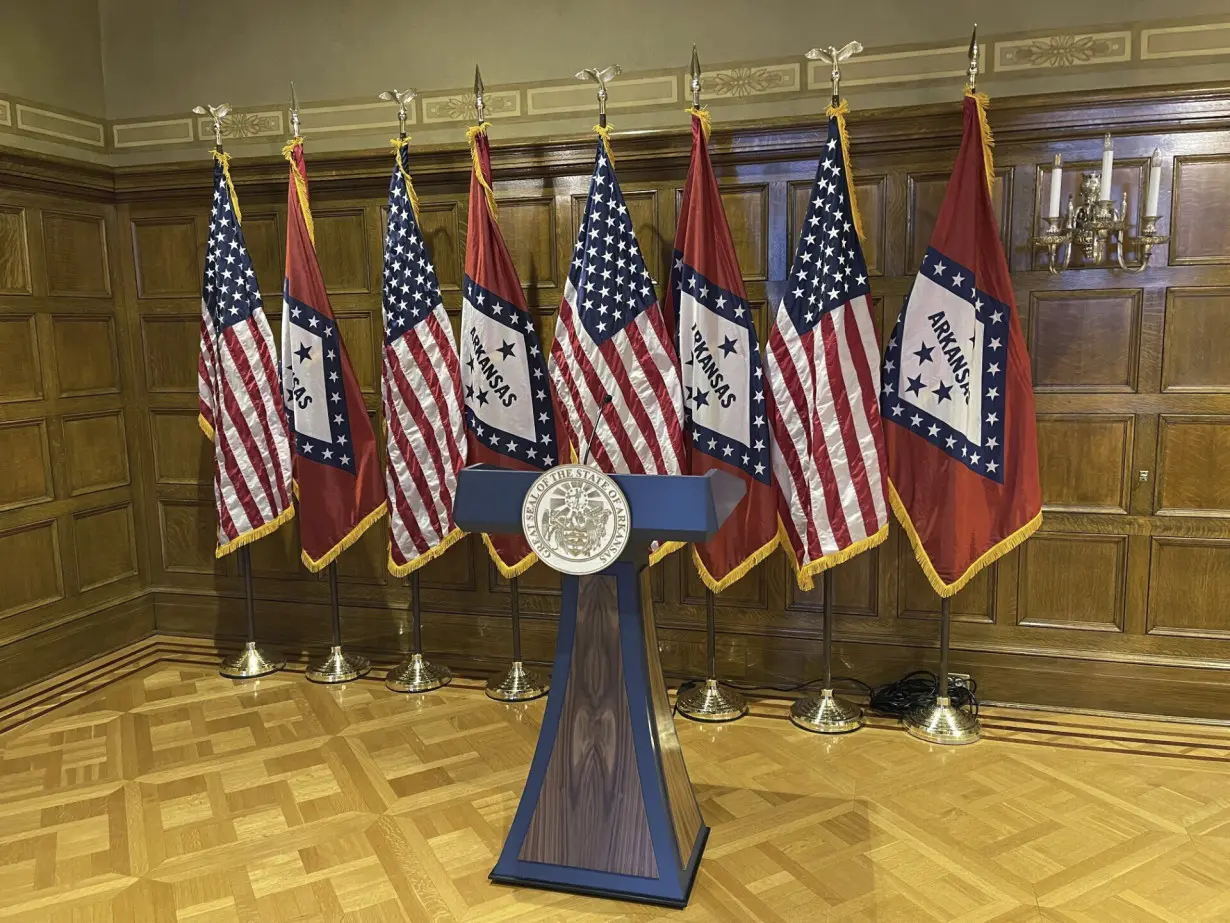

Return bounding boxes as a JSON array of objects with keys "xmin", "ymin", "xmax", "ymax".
[
  {"xmin": 306, "ymin": 564, "xmax": 370, "ymax": 683},
  {"xmin": 904, "ymin": 597, "xmax": 981, "ymax": 745},
  {"xmin": 486, "ymin": 577, "xmax": 548, "ymax": 702},
  {"xmin": 677, "ymin": 590, "xmax": 747, "ymax": 722},
  {"xmin": 386, "ymin": 572, "xmax": 451, "ymax": 693},
  {"xmin": 791, "ymin": 568, "xmax": 863, "ymax": 734},
  {"xmin": 219, "ymin": 547, "xmax": 285, "ymax": 680}
]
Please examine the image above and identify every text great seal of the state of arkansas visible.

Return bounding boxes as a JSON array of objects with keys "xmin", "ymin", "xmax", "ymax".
[{"xmin": 522, "ymin": 464, "xmax": 630, "ymax": 575}]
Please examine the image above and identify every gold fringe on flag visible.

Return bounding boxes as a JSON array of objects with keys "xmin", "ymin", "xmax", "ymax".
[
  {"xmin": 778, "ymin": 517, "xmax": 888, "ymax": 592},
  {"xmin": 465, "ymin": 122, "xmax": 499, "ymax": 220},
  {"xmin": 482, "ymin": 534, "xmax": 539, "ymax": 580},
  {"xmin": 593, "ymin": 123, "xmax": 615, "ymax": 163},
  {"xmin": 889, "ymin": 481, "xmax": 1040, "ymax": 598},
  {"xmin": 964, "ymin": 90, "xmax": 996, "ymax": 198},
  {"xmin": 281, "ymin": 137, "xmax": 316, "ymax": 246},
  {"xmin": 300, "ymin": 500, "xmax": 389, "ymax": 573},
  {"xmin": 685, "ymin": 106, "xmax": 711, "ymax": 141},
  {"xmin": 387, "ymin": 525, "xmax": 466, "ymax": 577},
  {"xmin": 826, "ymin": 100, "xmax": 866, "ymax": 246},
  {"xmin": 211, "ymin": 149, "xmax": 243, "ymax": 225},
  {"xmin": 216, "ymin": 503, "xmax": 296, "ymax": 558},
  {"xmin": 390, "ymin": 137, "xmax": 423, "ymax": 225},
  {"xmin": 693, "ymin": 531, "xmax": 779, "ymax": 594}
]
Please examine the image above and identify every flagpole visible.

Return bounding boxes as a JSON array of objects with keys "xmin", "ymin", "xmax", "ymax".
[
  {"xmin": 193, "ymin": 101, "xmax": 286, "ymax": 681},
  {"xmin": 787, "ymin": 43, "xmax": 865, "ymax": 732},
  {"xmin": 902, "ymin": 26, "xmax": 982, "ymax": 745}
]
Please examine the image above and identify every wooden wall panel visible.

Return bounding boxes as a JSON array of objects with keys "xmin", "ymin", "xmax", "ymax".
[
  {"xmin": 1036, "ymin": 414, "xmax": 1132, "ymax": 513},
  {"xmin": 52, "ymin": 315, "xmax": 120, "ymax": 396},
  {"xmin": 1148, "ymin": 538, "xmax": 1230, "ymax": 639},
  {"xmin": 1161, "ymin": 288, "xmax": 1230, "ymax": 392},
  {"xmin": 718, "ymin": 186, "xmax": 768, "ymax": 282},
  {"xmin": 1029, "ymin": 290, "xmax": 1141, "ymax": 392},
  {"xmin": 42, "ymin": 212, "xmax": 110, "ymax": 297},
  {"xmin": 907, "ymin": 170, "xmax": 1009, "ymax": 271},
  {"xmin": 498, "ymin": 198, "xmax": 557, "ymax": 293},
  {"xmin": 158, "ymin": 499, "xmax": 223, "ymax": 575},
  {"xmin": 1018, "ymin": 534, "xmax": 1126, "ymax": 631},
  {"xmin": 0, "ymin": 520, "xmax": 63, "ymax": 619},
  {"xmin": 1155, "ymin": 415, "xmax": 1230, "ymax": 516},
  {"xmin": 1173, "ymin": 156, "xmax": 1230, "ymax": 264},
  {"xmin": 62, "ymin": 411, "xmax": 129, "ymax": 496},
  {"xmin": 0, "ymin": 419, "xmax": 52, "ymax": 511},
  {"xmin": 140, "ymin": 315, "xmax": 199, "ymax": 392},
  {"xmin": 131, "ymin": 217, "xmax": 199, "ymax": 298},
  {"xmin": 73, "ymin": 503, "xmax": 138, "ymax": 591},
  {"xmin": 0, "ymin": 206, "xmax": 31, "ymax": 294},
  {"xmin": 312, "ymin": 209, "xmax": 370, "ymax": 293},
  {"xmin": 240, "ymin": 212, "xmax": 284, "ymax": 295},
  {"xmin": 415, "ymin": 202, "xmax": 461, "ymax": 293},
  {"xmin": 149, "ymin": 409, "xmax": 210, "ymax": 486},
  {"xmin": 0, "ymin": 315, "xmax": 42, "ymax": 402}
]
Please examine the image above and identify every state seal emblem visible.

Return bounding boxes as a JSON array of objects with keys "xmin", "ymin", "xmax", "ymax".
[{"xmin": 522, "ymin": 464, "xmax": 630, "ymax": 575}]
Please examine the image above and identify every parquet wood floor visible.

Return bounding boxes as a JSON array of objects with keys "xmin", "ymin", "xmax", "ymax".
[{"xmin": 3, "ymin": 665, "xmax": 1230, "ymax": 922}]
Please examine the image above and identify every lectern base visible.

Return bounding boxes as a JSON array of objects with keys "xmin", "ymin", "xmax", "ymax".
[{"xmin": 490, "ymin": 562, "xmax": 708, "ymax": 907}]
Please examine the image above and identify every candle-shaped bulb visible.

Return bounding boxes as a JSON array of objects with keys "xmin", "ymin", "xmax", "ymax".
[
  {"xmin": 1146, "ymin": 147, "xmax": 1162, "ymax": 217},
  {"xmin": 1099, "ymin": 133, "xmax": 1115, "ymax": 202},
  {"xmin": 1047, "ymin": 153, "xmax": 1064, "ymax": 221}
]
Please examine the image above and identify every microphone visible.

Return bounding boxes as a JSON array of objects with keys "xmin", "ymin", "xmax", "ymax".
[{"xmin": 580, "ymin": 393, "xmax": 614, "ymax": 466}]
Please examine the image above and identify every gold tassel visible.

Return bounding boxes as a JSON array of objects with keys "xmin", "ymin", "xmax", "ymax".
[
  {"xmin": 282, "ymin": 137, "xmax": 315, "ymax": 246},
  {"xmin": 685, "ymin": 106, "xmax": 711, "ymax": 142},
  {"xmin": 465, "ymin": 123, "xmax": 499, "ymax": 220},
  {"xmin": 826, "ymin": 99, "xmax": 866, "ymax": 246},
  {"xmin": 198, "ymin": 413, "xmax": 215, "ymax": 442},
  {"xmin": 593, "ymin": 123, "xmax": 615, "ymax": 163},
  {"xmin": 888, "ymin": 481, "xmax": 1041, "ymax": 598},
  {"xmin": 387, "ymin": 525, "xmax": 466, "ymax": 577},
  {"xmin": 964, "ymin": 90, "xmax": 996, "ymax": 198},
  {"xmin": 215, "ymin": 503, "xmax": 296, "ymax": 558},
  {"xmin": 300, "ymin": 501, "xmax": 388, "ymax": 573},
  {"xmin": 389, "ymin": 138, "xmax": 423, "ymax": 225},
  {"xmin": 211, "ymin": 149, "xmax": 243, "ymax": 225}
]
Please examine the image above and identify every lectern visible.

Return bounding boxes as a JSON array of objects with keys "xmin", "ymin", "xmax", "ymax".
[{"xmin": 454, "ymin": 465, "xmax": 744, "ymax": 907}]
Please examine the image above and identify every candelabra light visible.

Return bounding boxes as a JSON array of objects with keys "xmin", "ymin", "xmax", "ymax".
[{"xmin": 1030, "ymin": 134, "xmax": 1169, "ymax": 274}]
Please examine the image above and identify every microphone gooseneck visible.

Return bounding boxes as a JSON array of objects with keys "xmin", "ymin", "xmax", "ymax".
[{"xmin": 580, "ymin": 393, "xmax": 614, "ymax": 466}]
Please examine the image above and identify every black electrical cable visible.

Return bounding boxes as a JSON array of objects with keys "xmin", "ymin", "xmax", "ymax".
[
  {"xmin": 867, "ymin": 670, "xmax": 979, "ymax": 719},
  {"xmin": 670, "ymin": 675, "xmax": 874, "ymax": 716}
]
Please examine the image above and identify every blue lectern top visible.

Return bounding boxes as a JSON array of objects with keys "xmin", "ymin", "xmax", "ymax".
[{"xmin": 453, "ymin": 465, "xmax": 745, "ymax": 545}]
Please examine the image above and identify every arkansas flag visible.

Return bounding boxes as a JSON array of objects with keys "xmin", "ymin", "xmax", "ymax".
[
  {"xmin": 665, "ymin": 110, "xmax": 776, "ymax": 591},
  {"xmin": 882, "ymin": 92, "xmax": 1041, "ymax": 597},
  {"xmin": 461, "ymin": 124, "xmax": 563, "ymax": 578},
  {"xmin": 282, "ymin": 140, "xmax": 387, "ymax": 572}
]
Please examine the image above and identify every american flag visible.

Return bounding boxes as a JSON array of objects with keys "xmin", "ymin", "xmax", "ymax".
[
  {"xmin": 381, "ymin": 146, "xmax": 466, "ymax": 575},
  {"xmin": 766, "ymin": 109, "xmax": 889, "ymax": 590},
  {"xmin": 549, "ymin": 137, "xmax": 685, "ymax": 499},
  {"xmin": 198, "ymin": 155, "xmax": 295, "ymax": 555}
]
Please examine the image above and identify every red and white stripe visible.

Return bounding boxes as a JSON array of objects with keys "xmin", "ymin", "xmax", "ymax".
[
  {"xmin": 767, "ymin": 291, "xmax": 889, "ymax": 575},
  {"xmin": 382, "ymin": 303, "xmax": 466, "ymax": 572},
  {"xmin": 198, "ymin": 308, "xmax": 217, "ymax": 437},
  {"xmin": 207, "ymin": 300, "xmax": 295, "ymax": 548},
  {"xmin": 549, "ymin": 277, "xmax": 686, "ymax": 475}
]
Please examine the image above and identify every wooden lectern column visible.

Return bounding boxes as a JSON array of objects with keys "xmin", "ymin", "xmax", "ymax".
[{"xmin": 489, "ymin": 561, "xmax": 708, "ymax": 907}]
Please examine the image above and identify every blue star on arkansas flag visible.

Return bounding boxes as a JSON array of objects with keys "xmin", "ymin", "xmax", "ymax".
[
  {"xmin": 282, "ymin": 293, "xmax": 355, "ymax": 473},
  {"xmin": 461, "ymin": 278, "xmax": 556, "ymax": 468},
  {"xmin": 672, "ymin": 259, "xmax": 769, "ymax": 484},
  {"xmin": 881, "ymin": 246, "xmax": 1009, "ymax": 484}
]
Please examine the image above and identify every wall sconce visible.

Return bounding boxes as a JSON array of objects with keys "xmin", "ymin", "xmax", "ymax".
[{"xmin": 1030, "ymin": 134, "xmax": 1169, "ymax": 274}]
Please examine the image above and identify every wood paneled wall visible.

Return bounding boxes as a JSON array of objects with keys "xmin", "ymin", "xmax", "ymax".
[
  {"xmin": 0, "ymin": 181, "xmax": 152, "ymax": 694},
  {"xmin": 8, "ymin": 84, "xmax": 1230, "ymax": 717}
]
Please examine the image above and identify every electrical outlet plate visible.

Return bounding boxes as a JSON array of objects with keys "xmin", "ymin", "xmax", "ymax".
[{"xmin": 949, "ymin": 673, "xmax": 973, "ymax": 689}]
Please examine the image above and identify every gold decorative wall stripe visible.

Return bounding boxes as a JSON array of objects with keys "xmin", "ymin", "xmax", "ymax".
[
  {"xmin": 14, "ymin": 105, "xmax": 106, "ymax": 148},
  {"xmin": 1141, "ymin": 21, "xmax": 1230, "ymax": 60},
  {"xmin": 195, "ymin": 109, "xmax": 284, "ymax": 141},
  {"xmin": 422, "ymin": 89, "xmax": 520, "ymax": 124},
  {"xmin": 0, "ymin": 100, "xmax": 11, "ymax": 129},
  {"xmin": 113, "ymin": 118, "xmax": 195, "ymax": 149},
  {"xmin": 299, "ymin": 101, "xmax": 414, "ymax": 134},
  {"xmin": 526, "ymin": 75, "xmax": 678, "ymax": 116},
  {"xmin": 994, "ymin": 31, "xmax": 1133, "ymax": 72}
]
